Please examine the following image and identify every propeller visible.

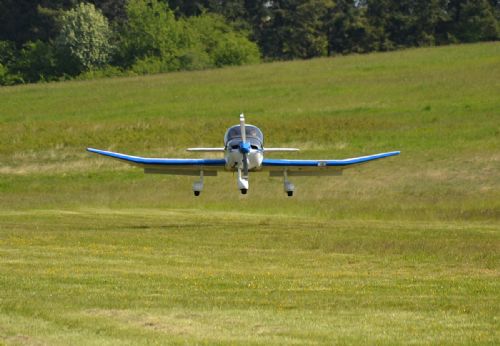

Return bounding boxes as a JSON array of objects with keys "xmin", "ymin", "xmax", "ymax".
[{"xmin": 239, "ymin": 113, "xmax": 250, "ymax": 178}]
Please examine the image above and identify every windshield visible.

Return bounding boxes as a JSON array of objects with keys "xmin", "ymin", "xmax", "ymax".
[{"xmin": 224, "ymin": 125, "xmax": 264, "ymax": 145}]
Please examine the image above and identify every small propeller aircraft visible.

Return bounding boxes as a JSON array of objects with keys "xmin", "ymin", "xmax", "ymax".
[{"xmin": 87, "ymin": 114, "xmax": 399, "ymax": 196}]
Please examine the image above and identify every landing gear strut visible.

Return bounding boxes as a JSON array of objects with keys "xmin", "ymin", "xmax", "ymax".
[
  {"xmin": 237, "ymin": 168, "xmax": 249, "ymax": 194},
  {"xmin": 192, "ymin": 170, "xmax": 204, "ymax": 196},
  {"xmin": 283, "ymin": 170, "xmax": 294, "ymax": 197}
]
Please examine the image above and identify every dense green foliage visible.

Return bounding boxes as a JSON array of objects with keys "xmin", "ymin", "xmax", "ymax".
[
  {"xmin": 118, "ymin": 0, "xmax": 259, "ymax": 73},
  {"xmin": 56, "ymin": 3, "xmax": 113, "ymax": 74},
  {"xmin": 0, "ymin": 0, "xmax": 498, "ymax": 85},
  {"xmin": 0, "ymin": 0, "xmax": 260, "ymax": 85},
  {"xmin": 0, "ymin": 43, "xmax": 498, "ymax": 344}
]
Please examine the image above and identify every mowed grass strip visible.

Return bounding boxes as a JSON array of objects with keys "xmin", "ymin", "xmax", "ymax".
[{"xmin": 0, "ymin": 209, "xmax": 498, "ymax": 344}]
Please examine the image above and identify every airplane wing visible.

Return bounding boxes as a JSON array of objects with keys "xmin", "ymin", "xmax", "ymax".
[
  {"xmin": 186, "ymin": 148, "xmax": 225, "ymax": 152},
  {"xmin": 87, "ymin": 148, "xmax": 226, "ymax": 176},
  {"xmin": 261, "ymin": 151, "xmax": 400, "ymax": 176},
  {"xmin": 263, "ymin": 148, "xmax": 300, "ymax": 152}
]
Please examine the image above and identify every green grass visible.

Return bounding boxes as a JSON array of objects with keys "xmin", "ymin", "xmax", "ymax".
[
  {"xmin": 0, "ymin": 42, "xmax": 499, "ymax": 344},
  {"xmin": 1, "ymin": 210, "xmax": 498, "ymax": 344}
]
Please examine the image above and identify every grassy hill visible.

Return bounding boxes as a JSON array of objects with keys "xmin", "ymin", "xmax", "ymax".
[{"xmin": 0, "ymin": 43, "xmax": 499, "ymax": 344}]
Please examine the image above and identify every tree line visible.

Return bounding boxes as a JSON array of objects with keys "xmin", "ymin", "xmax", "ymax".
[{"xmin": 1, "ymin": 0, "xmax": 498, "ymax": 85}]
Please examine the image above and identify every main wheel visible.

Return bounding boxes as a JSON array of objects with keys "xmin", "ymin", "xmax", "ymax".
[
  {"xmin": 240, "ymin": 189, "xmax": 248, "ymax": 195},
  {"xmin": 194, "ymin": 191, "xmax": 200, "ymax": 196},
  {"xmin": 287, "ymin": 191, "xmax": 293, "ymax": 197}
]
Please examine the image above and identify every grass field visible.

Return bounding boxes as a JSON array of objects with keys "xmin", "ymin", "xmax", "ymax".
[{"xmin": 0, "ymin": 42, "xmax": 499, "ymax": 344}]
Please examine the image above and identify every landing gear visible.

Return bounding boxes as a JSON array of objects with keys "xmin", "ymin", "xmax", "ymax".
[
  {"xmin": 237, "ymin": 168, "xmax": 249, "ymax": 195},
  {"xmin": 283, "ymin": 170, "xmax": 295, "ymax": 197},
  {"xmin": 192, "ymin": 170, "xmax": 204, "ymax": 197}
]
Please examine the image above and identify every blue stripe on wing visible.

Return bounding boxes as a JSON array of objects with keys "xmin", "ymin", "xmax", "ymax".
[
  {"xmin": 262, "ymin": 151, "xmax": 400, "ymax": 167},
  {"xmin": 87, "ymin": 148, "xmax": 226, "ymax": 166}
]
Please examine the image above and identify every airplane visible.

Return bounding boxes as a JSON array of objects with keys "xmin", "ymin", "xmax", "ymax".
[{"xmin": 87, "ymin": 114, "xmax": 400, "ymax": 197}]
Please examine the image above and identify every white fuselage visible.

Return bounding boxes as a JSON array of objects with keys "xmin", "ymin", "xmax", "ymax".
[
  {"xmin": 225, "ymin": 148, "xmax": 263, "ymax": 171},
  {"xmin": 223, "ymin": 123, "xmax": 265, "ymax": 173}
]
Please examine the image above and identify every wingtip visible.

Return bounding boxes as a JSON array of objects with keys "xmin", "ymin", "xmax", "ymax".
[{"xmin": 382, "ymin": 151, "xmax": 400, "ymax": 158}]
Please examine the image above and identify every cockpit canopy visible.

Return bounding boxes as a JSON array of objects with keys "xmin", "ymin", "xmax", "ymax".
[{"xmin": 224, "ymin": 125, "xmax": 264, "ymax": 147}]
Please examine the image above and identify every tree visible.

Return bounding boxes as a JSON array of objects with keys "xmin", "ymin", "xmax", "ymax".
[
  {"xmin": 118, "ymin": 0, "xmax": 183, "ymax": 69},
  {"xmin": 260, "ymin": 0, "xmax": 331, "ymax": 59},
  {"xmin": 13, "ymin": 40, "xmax": 58, "ymax": 82},
  {"xmin": 185, "ymin": 14, "xmax": 260, "ymax": 67},
  {"xmin": 0, "ymin": 0, "xmax": 78, "ymax": 47},
  {"xmin": 454, "ymin": 0, "xmax": 499, "ymax": 42},
  {"xmin": 364, "ymin": 0, "xmax": 452, "ymax": 49},
  {"xmin": 166, "ymin": 0, "xmax": 208, "ymax": 17},
  {"xmin": 89, "ymin": 0, "xmax": 127, "ymax": 22},
  {"xmin": 0, "ymin": 40, "xmax": 22, "ymax": 85},
  {"xmin": 56, "ymin": 2, "xmax": 112, "ymax": 74},
  {"xmin": 0, "ymin": 0, "xmax": 43, "ymax": 46},
  {"xmin": 325, "ymin": 0, "xmax": 374, "ymax": 55}
]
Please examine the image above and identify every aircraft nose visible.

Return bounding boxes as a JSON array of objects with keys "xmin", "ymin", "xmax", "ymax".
[{"xmin": 239, "ymin": 141, "xmax": 251, "ymax": 154}]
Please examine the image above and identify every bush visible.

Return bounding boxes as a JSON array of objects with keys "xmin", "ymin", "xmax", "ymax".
[
  {"xmin": 130, "ymin": 56, "xmax": 173, "ymax": 75},
  {"xmin": 178, "ymin": 48, "xmax": 212, "ymax": 71},
  {"xmin": 0, "ymin": 41, "xmax": 23, "ymax": 85},
  {"xmin": 76, "ymin": 65, "xmax": 128, "ymax": 80},
  {"xmin": 13, "ymin": 40, "xmax": 58, "ymax": 83},
  {"xmin": 212, "ymin": 32, "xmax": 260, "ymax": 66},
  {"xmin": 118, "ymin": 0, "xmax": 183, "ymax": 70},
  {"xmin": 185, "ymin": 14, "xmax": 260, "ymax": 67},
  {"xmin": 56, "ymin": 2, "xmax": 112, "ymax": 75},
  {"xmin": 0, "ymin": 63, "xmax": 14, "ymax": 85},
  {"xmin": 0, "ymin": 41, "xmax": 16, "ymax": 66},
  {"xmin": 455, "ymin": 0, "xmax": 499, "ymax": 42},
  {"xmin": 118, "ymin": 3, "xmax": 260, "ymax": 73}
]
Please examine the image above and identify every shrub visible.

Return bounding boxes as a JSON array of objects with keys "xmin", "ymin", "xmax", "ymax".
[
  {"xmin": 76, "ymin": 65, "xmax": 128, "ymax": 80},
  {"xmin": 178, "ymin": 48, "xmax": 212, "ymax": 71},
  {"xmin": 56, "ymin": 2, "xmax": 112, "ymax": 74},
  {"xmin": 118, "ymin": 0, "xmax": 183, "ymax": 70},
  {"xmin": 13, "ymin": 40, "xmax": 58, "ymax": 83},
  {"xmin": 0, "ymin": 40, "xmax": 23, "ymax": 85},
  {"xmin": 211, "ymin": 32, "xmax": 260, "ymax": 66},
  {"xmin": 185, "ymin": 14, "xmax": 260, "ymax": 67},
  {"xmin": 131, "ymin": 56, "xmax": 172, "ymax": 75},
  {"xmin": 118, "ymin": 3, "xmax": 259, "ymax": 73},
  {"xmin": 0, "ymin": 41, "xmax": 16, "ymax": 66},
  {"xmin": 455, "ymin": 0, "xmax": 499, "ymax": 42}
]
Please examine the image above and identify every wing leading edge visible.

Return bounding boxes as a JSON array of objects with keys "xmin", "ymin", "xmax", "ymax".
[
  {"xmin": 261, "ymin": 151, "xmax": 400, "ymax": 176},
  {"xmin": 87, "ymin": 148, "xmax": 226, "ymax": 176}
]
